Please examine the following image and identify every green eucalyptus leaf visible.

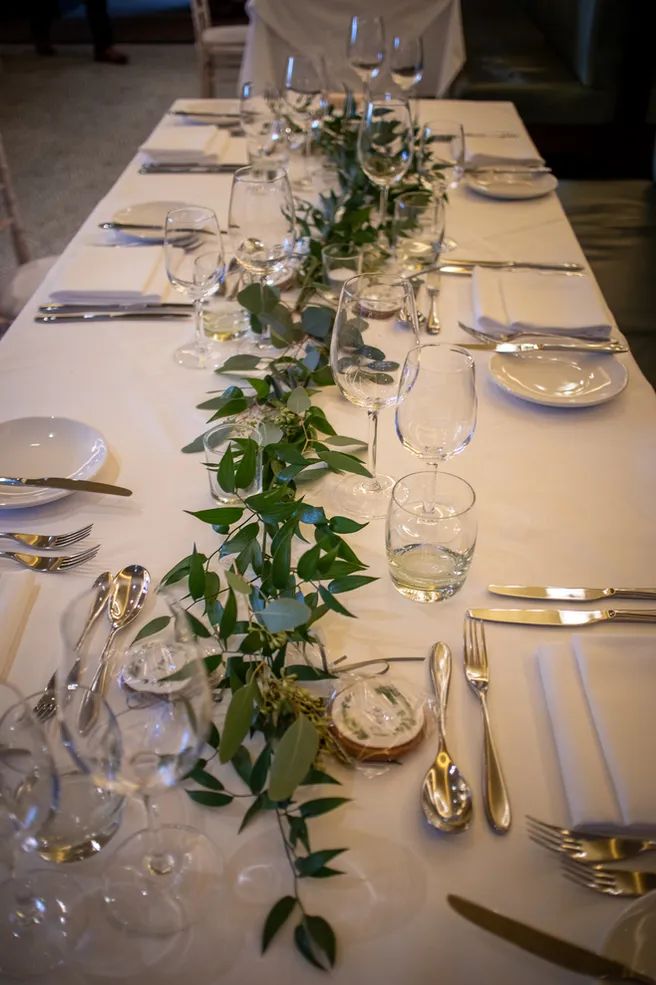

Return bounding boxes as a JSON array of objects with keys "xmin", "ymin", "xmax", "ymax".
[
  {"xmin": 215, "ymin": 354, "xmax": 262, "ymax": 373},
  {"xmin": 181, "ymin": 433, "xmax": 206, "ymax": 454},
  {"xmin": 217, "ymin": 444, "xmax": 236, "ymax": 494},
  {"xmin": 256, "ymin": 598, "xmax": 310, "ymax": 633},
  {"xmin": 187, "ymin": 790, "xmax": 233, "ymax": 808},
  {"xmin": 188, "ymin": 549, "xmax": 206, "ymax": 601},
  {"xmin": 315, "ymin": 449, "xmax": 371, "ymax": 477},
  {"xmin": 328, "ymin": 515, "xmax": 367, "ymax": 533},
  {"xmin": 185, "ymin": 612, "xmax": 212, "ymax": 638},
  {"xmin": 131, "ymin": 615, "xmax": 171, "ymax": 644},
  {"xmin": 328, "ymin": 574, "xmax": 377, "ymax": 594},
  {"xmin": 299, "ymin": 797, "xmax": 350, "ymax": 818},
  {"xmin": 259, "ymin": 421, "xmax": 284, "ymax": 446},
  {"xmin": 225, "ymin": 569, "xmax": 251, "ymax": 594},
  {"xmin": 186, "ymin": 507, "xmax": 244, "ymax": 525},
  {"xmin": 219, "ymin": 678, "xmax": 257, "ymax": 763},
  {"xmin": 187, "ymin": 767, "xmax": 225, "ymax": 791},
  {"xmin": 219, "ymin": 587, "xmax": 237, "ymax": 641},
  {"xmin": 323, "ymin": 434, "xmax": 368, "ymax": 450},
  {"xmin": 262, "ymin": 896, "xmax": 297, "ymax": 954},
  {"xmin": 295, "ymin": 847, "xmax": 346, "ymax": 877},
  {"xmin": 286, "ymin": 387, "xmax": 311, "ymax": 415},
  {"xmin": 302, "ymin": 305, "xmax": 333, "ymax": 339},
  {"xmin": 268, "ymin": 714, "xmax": 319, "ymax": 802},
  {"xmin": 318, "ymin": 585, "xmax": 355, "ymax": 618}
]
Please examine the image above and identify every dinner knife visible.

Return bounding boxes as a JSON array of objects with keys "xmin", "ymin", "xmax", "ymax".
[
  {"xmin": 38, "ymin": 302, "xmax": 193, "ymax": 313},
  {"xmin": 168, "ymin": 110, "xmax": 239, "ymax": 119},
  {"xmin": 36, "ymin": 311, "xmax": 190, "ymax": 323},
  {"xmin": 489, "ymin": 584, "xmax": 656, "ymax": 602},
  {"xmin": 409, "ymin": 260, "xmax": 584, "ymax": 277},
  {"xmin": 467, "ymin": 607, "xmax": 656, "ymax": 626},
  {"xmin": 138, "ymin": 163, "xmax": 241, "ymax": 174},
  {"xmin": 447, "ymin": 895, "xmax": 656, "ymax": 984},
  {"xmin": 0, "ymin": 477, "xmax": 132, "ymax": 497},
  {"xmin": 462, "ymin": 340, "xmax": 627, "ymax": 354},
  {"xmin": 465, "ymin": 165, "xmax": 552, "ymax": 175}
]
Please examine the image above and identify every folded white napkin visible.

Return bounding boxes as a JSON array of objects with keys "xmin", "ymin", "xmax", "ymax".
[
  {"xmin": 537, "ymin": 635, "xmax": 656, "ymax": 831},
  {"xmin": 471, "ymin": 267, "xmax": 613, "ymax": 340},
  {"xmin": 49, "ymin": 245, "xmax": 164, "ymax": 304},
  {"xmin": 465, "ymin": 135, "xmax": 544, "ymax": 168},
  {"xmin": 139, "ymin": 127, "xmax": 230, "ymax": 164},
  {"xmin": 0, "ymin": 573, "xmax": 37, "ymax": 681}
]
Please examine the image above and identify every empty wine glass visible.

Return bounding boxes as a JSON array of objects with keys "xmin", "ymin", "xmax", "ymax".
[
  {"xmin": 330, "ymin": 273, "xmax": 420, "ymax": 519},
  {"xmin": 358, "ymin": 96, "xmax": 414, "ymax": 227},
  {"xmin": 228, "ymin": 165, "xmax": 296, "ymax": 349},
  {"xmin": 390, "ymin": 34, "xmax": 424, "ymax": 94},
  {"xmin": 164, "ymin": 206, "xmax": 225, "ymax": 369},
  {"xmin": 240, "ymin": 82, "xmax": 289, "ymax": 168},
  {"xmin": 347, "ymin": 14, "xmax": 385, "ymax": 93},
  {"xmin": 396, "ymin": 343, "xmax": 477, "ymax": 503},
  {"xmin": 57, "ymin": 639, "xmax": 217, "ymax": 937},
  {"xmin": 284, "ymin": 54, "xmax": 325, "ymax": 189}
]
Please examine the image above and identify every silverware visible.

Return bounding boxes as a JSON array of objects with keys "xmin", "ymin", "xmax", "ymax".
[
  {"xmin": 468, "ymin": 607, "xmax": 656, "ymax": 626},
  {"xmin": 0, "ymin": 476, "xmax": 132, "ymax": 497},
  {"xmin": 490, "ymin": 584, "xmax": 656, "ymax": 601},
  {"xmin": 98, "ymin": 222, "xmax": 228, "ymax": 236},
  {"xmin": 447, "ymin": 894, "xmax": 656, "ymax": 984},
  {"xmin": 408, "ymin": 260, "xmax": 584, "ymax": 280},
  {"xmin": 139, "ymin": 163, "xmax": 241, "ymax": 174},
  {"xmin": 463, "ymin": 130, "xmax": 520, "ymax": 138},
  {"xmin": 465, "ymin": 165, "xmax": 552, "ymax": 175},
  {"xmin": 526, "ymin": 815, "xmax": 656, "ymax": 863},
  {"xmin": 463, "ymin": 617, "xmax": 511, "ymax": 833},
  {"xmin": 0, "ymin": 544, "xmax": 100, "ymax": 573},
  {"xmin": 424, "ymin": 269, "xmax": 441, "ymax": 335},
  {"xmin": 39, "ymin": 302, "xmax": 193, "ymax": 313},
  {"xmin": 562, "ymin": 857, "xmax": 656, "ymax": 897},
  {"xmin": 168, "ymin": 109, "xmax": 239, "ymax": 120},
  {"xmin": 463, "ymin": 339, "xmax": 627, "ymax": 354},
  {"xmin": 421, "ymin": 642, "xmax": 472, "ymax": 832},
  {"xmin": 33, "ymin": 571, "xmax": 113, "ymax": 722},
  {"xmin": 36, "ymin": 311, "xmax": 190, "ymax": 323},
  {"xmin": 0, "ymin": 523, "xmax": 93, "ymax": 550}
]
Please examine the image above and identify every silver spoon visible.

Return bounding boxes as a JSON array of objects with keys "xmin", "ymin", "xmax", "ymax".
[{"xmin": 421, "ymin": 641, "xmax": 473, "ymax": 832}]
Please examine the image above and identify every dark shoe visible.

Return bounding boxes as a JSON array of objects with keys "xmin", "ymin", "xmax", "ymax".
[
  {"xmin": 35, "ymin": 43, "xmax": 57, "ymax": 56},
  {"xmin": 94, "ymin": 47, "xmax": 129, "ymax": 65}
]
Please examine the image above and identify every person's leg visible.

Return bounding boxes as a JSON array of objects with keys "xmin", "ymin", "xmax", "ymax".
[
  {"xmin": 84, "ymin": 0, "xmax": 128, "ymax": 63},
  {"xmin": 29, "ymin": 0, "xmax": 58, "ymax": 55}
]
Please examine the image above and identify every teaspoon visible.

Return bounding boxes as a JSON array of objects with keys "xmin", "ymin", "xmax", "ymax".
[{"xmin": 421, "ymin": 641, "xmax": 473, "ymax": 832}]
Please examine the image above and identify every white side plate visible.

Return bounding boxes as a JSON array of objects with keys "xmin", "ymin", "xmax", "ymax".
[
  {"xmin": 466, "ymin": 172, "xmax": 558, "ymax": 200},
  {"xmin": 112, "ymin": 201, "xmax": 189, "ymax": 242},
  {"xmin": 489, "ymin": 351, "xmax": 628, "ymax": 407}
]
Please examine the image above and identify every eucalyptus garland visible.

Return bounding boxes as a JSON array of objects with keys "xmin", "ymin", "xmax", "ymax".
[{"xmin": 137, "ymin": 97, "xmax": 439, "ymax": 970}]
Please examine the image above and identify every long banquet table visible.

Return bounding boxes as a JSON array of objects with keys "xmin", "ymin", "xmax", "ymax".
[{"xmin": 2, "ymin": 98, "xmax": 656, "ymax": 984}]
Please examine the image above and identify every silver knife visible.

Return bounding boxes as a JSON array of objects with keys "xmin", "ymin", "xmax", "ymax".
[
  {"xmin": 409, "ymin": 260, "xmax": 584, "ymax": 278},
  {"xmin": 39, "ymin": 302, "xmax": 193, "ymax": 313},
  {"xmin": 489, "ymin": 584, "xmax": 656, "ymax": 601},
  {"xmin": 168, "ymin": 110, "xmax": 239, "ymax": 119},
  {"xmin": 0, "ymin": 477, "xmax": 132, "ymax": 497},
  {"xmin": 468, "ymin": 607, "xmax": 656, "ymax": 626},
  {"xmin": 36, "ymin": 311, "xmax": 190, "ymax": 323},
  {"xmin": 139, "ymin": 163, "xmax": 241, "ymax": 174},
  {"xmin": 463, "ymin": 340, "xmax": 627, "ymax": 354},
  {"xmin": 465, "ymin": 165, "xmax": 552, "ymax": 174},
  {"xmin": 447, "ymin": 895, "xmax": 655, "ymax": 983}
]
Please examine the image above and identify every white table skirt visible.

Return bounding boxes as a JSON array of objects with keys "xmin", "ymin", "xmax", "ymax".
[{"xmin": 1, "ymin": 99, "xmax": 655, "ymax": 985}]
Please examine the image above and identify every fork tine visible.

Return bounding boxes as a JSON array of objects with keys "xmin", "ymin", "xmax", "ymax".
[
  {"xmin": 59, "ymin": 545, "xmax": 100, "ymax": 569},
  {"xmin": 526, "ymin": 825, "xmax": 567, "ymax": 853},
  {"xmin": 53, "ymin": 523, "xmax": 94, "ymax": 547},
  {"xmin": 526, "ymin": 814, "xmax": 573, "ymax": 837}
]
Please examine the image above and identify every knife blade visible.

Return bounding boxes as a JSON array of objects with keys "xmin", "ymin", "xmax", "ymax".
[
  {"xmin": 447, "ymin": 895, "xmax": 656, "ymax": 984},
  {"xmin": 39, "ymin": 302, "xmax": 193, "ymax": 313},
  {"xmin": 468, "ymin": 607, "xmax": 656, "ymax": 626},
  {"xmin": 36, "ymin": 311, "xmax": 190, "ymax": 323},
  {"xmin": 489, "ymin": 584, "xmax": 656, "ymax": 602},
  {"xmin": 465, "ymin": 165, "xmax": 552, "ymax": 174},
  {"xmin": 138, "ymin": 163, "xmax": 241, "ymax": 174},
  {"xmin": 168, "ymin": 110, "xmax": 240, "ymax": 120},
  {"xmin": 462, "ymin": 340, "xmax": 627, "ymax": 354},
  {"xmin": 408, "ymin": 260, "xmax": 584, "ymax": 279},
  {"xmin": 0, "ymin": 477, "xmax": 132, "ymax": 497}
]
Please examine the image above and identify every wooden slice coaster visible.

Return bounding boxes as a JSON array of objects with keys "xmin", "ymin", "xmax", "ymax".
[{"xmin": 330, "ymin": 678, "xmax": 425, "ymax": 763}]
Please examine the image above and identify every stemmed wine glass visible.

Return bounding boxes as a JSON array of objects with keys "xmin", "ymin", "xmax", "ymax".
[
  {"xmin": 57, "ymin": 638, "xmax": 217, "ymax": 937},
  {"xmin": 164, "ymin": 206, "xmax": 225, "ymax": 369},
  {"xmin": 418, "ymin": 118, "xmax": 464, "ymax": 251},
  {"xmin": 240, "ymin": 81, "xmax": 288, "ymax": 167},
  {"xmin": 228, "ymin": 165, "xmax": 296, "ymax": 350},
  {"xmin": 284, "ymin": 55, "xmax": 325, "ymax": 190},
  {"xmin": 347, "ymin": 15, "xmax": 385, "ymax": 94},
  {"xmin": 358, "ymin": 96, "xmax": 414, "ymax": 227},
  {"xmin": 395, "ymin": 343, "xmax": 477, "ymax": 503},
  {"xmin": 390, "ymin": 35, "xmax": 424, "ymax": 95},
  {"xmin": 330, "ymin": 273, "xmax": 420, "ymax": 519}
]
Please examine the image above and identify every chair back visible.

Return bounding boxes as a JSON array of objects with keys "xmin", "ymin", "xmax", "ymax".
[
  {"xmin": 0, "ymin": 131, "xmax": 30, "ymax": 266},
  {"xmin": 189, "ymin": 0, "xmax": 212, "ymax": 44}
]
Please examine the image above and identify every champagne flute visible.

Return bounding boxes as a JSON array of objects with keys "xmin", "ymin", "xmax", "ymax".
[
  {"xmin": 330, "ymin": 273, "xmax": 420, "ymax": 519},
  {"xmin": 358, "ymin": 96, "xmax": 414, "ymax": 227},
  {"xmin": 228, "ymin": 165, "xmax": 296, "ymax": 350},
  {"xmin": 284, "ymin": 54, "xmax": 324, "ymax": 190},
  {"xmin": 347, "ymin": 14, "xmax": 385, "ymax": 93},
  {"xmin": 164, "ymin": 207, "xmax": 225, "ymax": 369},
  {"xmin": 395, "ymin": 343, "xmax": 477, "ymax": 505},
  {"xmin": 390, "ymin": 35, "xmax": 424, "ymax": 94}
]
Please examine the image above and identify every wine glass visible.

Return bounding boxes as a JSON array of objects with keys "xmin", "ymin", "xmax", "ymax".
[
  {"xmin": 240, "ymin": 81, "xmax": 289, "ymax": 168},
  {"xmin": 284, "ymin": 54, "xmax": 325, "ymax": 190},
  {"xmin": 390, "ymin": 35, "xmax": 424, "ymax": 94},
  {"xmin": 358, "ymin": 96, "xmax": 414, "ymax": 227},
  {"xmin": 347, "ymin": 14, "xmax": 385, "ymax": 93},
  {"xmin": 395, "ymin": 343, "xmax": 477, "ymax": 503},
  {"xmin": 57, "ymin": 638, "xmax": 217, "ymax": 937},
  {"xmin": 164, "ymin": 207, "xmax": 225, "ymax": 369},
  {"xmin": 418, "ymin": 119, "xmax": 464, "ymax": 251},
  {"xmin": 329, "ymin": 273, "xmax": 420, "ymax": 519},
  {"xmin": 228, "ymin": 165, "xmax": 296, "ymax": 350}
]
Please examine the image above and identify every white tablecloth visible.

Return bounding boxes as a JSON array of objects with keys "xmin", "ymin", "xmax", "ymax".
[
  {"xmin": 2, "ymin": 99, "xmax": 656, "ymax": 985},
  {"xmin": 240, "ymin": 0, "xmax": 466, "ymax": 97}
]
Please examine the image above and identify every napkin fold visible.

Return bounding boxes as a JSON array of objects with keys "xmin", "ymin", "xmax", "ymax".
[
  {"xmin": 465, "ymin": 135, "xmax": 544, "ymax": 168},
  {"xmin": 537, "ymin": 635, "xmax": 656, "ymax": 831},
  {"xmin": 49, "ymin": 245, "xmax": 164, "ymax": 304},
  {"xmin": 139, "ymin": 127, "xmax": 230, "ymax": 164},
  {"xmin": 0, "ymin": 573, "xmax": 38, "ymax": 682},
  {"xmin": 471, "ymin": 267, "xmax": 613, "ymax": 340}
]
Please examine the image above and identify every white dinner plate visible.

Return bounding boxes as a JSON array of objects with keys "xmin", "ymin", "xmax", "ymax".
[
  {"xmin": 0, "ymin": 417, "xmax": 108, "ymax": 509},
  {"xmin": 112, "ymin": 201, "xmax": 189, "ymax": 242},
  {"xmin": 466, "ymin": 172, "xmax": 558, "ymax": 200},
  {"xmin": 603, "ymin": 893, "xmax": 656, "ymax": 981},
  {"xmin": 489, "ymin": 350, "xmax": 628, "ymax": 407}
]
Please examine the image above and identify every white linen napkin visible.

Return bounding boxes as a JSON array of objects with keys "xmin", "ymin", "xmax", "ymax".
[
  {"xmin": 471, "ymin": 267, "xmax": 613, "ymax": 340},
  {"xmin": 49, "ymin": 246, "xmax": 164, "ymax": 304},
  {"xmin": 0, "ymin": 572, "xmax": 37, "ymax": 681},
  {"xmin": 537, "ymin": 635, "xmax": 656, "ymax": 830},
  {"xmin": 465, "ymin": 135, "xmax": 544, "ymax": 168},
  {"xmin": 139, "ymin": 127, "xmax": 230, "ymax": 164}
]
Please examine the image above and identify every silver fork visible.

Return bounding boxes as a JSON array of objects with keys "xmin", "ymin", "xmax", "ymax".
[
  {"xmin": 463, "ymin": 616, "xmax": 511, "ymax": 833},
  {"xmin": 562, "ymin": 857, "xmax": 656, "ymax": 897},
  {"xmin": 526, "ymin": 814, "xmax": 656, "ymax": 863},
  {"xmin": 0, "ymin": 524, "xmax": 93, "ymax": 551},
  {"xmin": 0, "ymin": 545, "xmax": 100, "ymax": 573}
]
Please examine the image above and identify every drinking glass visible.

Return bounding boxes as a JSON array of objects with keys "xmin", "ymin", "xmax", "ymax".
[
  {"xmin": 240, "ymin": 82, "xmax": 289, "ymax": 168},
  {"xmin": 347, "ymin": 14, "xmax": 385, "ymax": 92},
  {"xmin": 57, "ymin": 639, "xmax": 218, "ymax": 936},
  {"xmin": 390, "ymin": 35, "xmax": 424, "ymax": 94},
  {"xmin": 164, "ymin": 207, "xmax": 225, "ymax": 369},
  {"xmin": 392, "ymin": 191, "xmax": 445, "ymax": 272},
  {"xmin": 228, "ymin": 165, "xmax": 296, "ymax": 349},
  {"xmin": 321, "ymin": 243, "xmax": 363, "ymax": 296},
  {"xmin": 386, "ymin": 471, "xmax": 477, "ymax": 602},
  {"xmin": 396, "ymin": 344, "xmax": 477, "ymax": 497},
  {"xmin": 329, "ymin": 273, "xmax": 419, "ymax": 519},
  {"xmin": 358, "ymin": 96, "xmax": 414, "ymax": 226},
  {"xmin": 284, "ymin": 54, "xmax": 325, "ymax": 189},
  {"xmin": 203, "ymin": 420, "xmax": 263, "ymax": 505}
]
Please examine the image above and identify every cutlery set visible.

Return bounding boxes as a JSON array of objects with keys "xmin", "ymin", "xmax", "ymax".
[
  {"xmin": 470, "ymin": 580, "xmax": 656, "ymax": 625},
  {"xmin": 0, "ymin": 523, "xmax": 99, "ymax": 573}
]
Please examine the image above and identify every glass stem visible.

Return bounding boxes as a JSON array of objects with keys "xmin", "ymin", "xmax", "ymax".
[
  {"xmin": 258, "ymin": 278, "xmax": 270, "ymax": 345},
  {"xmin": 379, "ymin": 185, "xmax": 389, "ymax": 227},
  {"xmin": 143, "ymin": 794, "xmax": 175, "ymax": 877},
  {"xmin": 194, "ymin": 297, "xmax": 207, "ymax": 354},
  {"xmin": 367, "ymin": 409, "xmax": 381, "ymax": 491},
  {"xmin": 8, "ymin": 839, "xmax": 43, "ymax": 928},
  {"xmin": 424, "ymin": 462, "xmax": 439, "ymax": 514},
  {"xmin": 304, "ymin": 126, "xmax": 312, "ymax": 179}
]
